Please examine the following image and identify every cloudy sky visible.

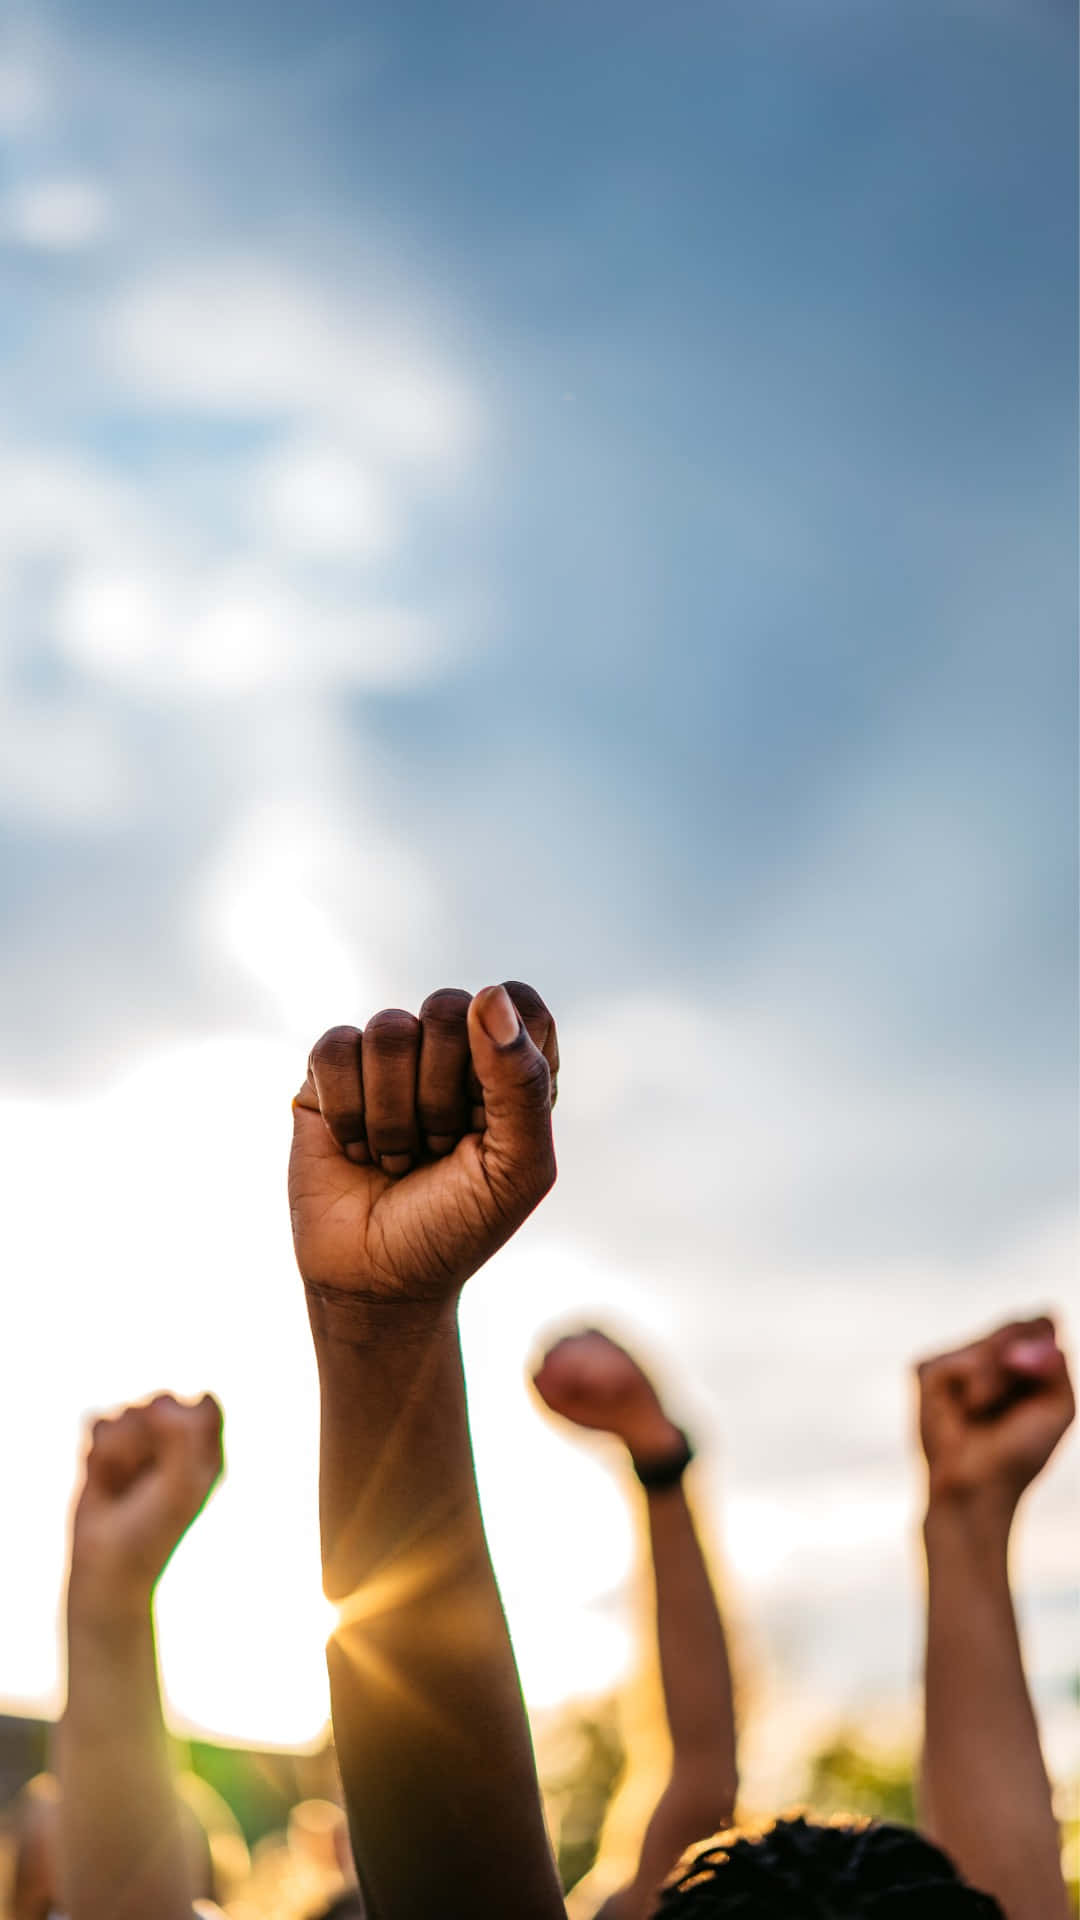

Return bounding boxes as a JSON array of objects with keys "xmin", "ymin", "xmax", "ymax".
[{"xmin": 0, "ymin": 0, "xmax": 1075, "ymax": 1784}]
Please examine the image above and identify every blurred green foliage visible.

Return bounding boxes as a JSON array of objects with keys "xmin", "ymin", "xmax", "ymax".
[
  {"xmin": 539, "ymin": 1703, "xmax": 627, "ymax": 1894},
  {"xmin": 804, "ymin": 1731, "xmax": 917, "ymax": 1827}
]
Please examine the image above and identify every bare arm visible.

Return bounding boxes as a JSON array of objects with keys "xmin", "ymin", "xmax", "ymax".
[
  {"xmin": 291, "ymin": 984, "xmax": 567, "ymax": 1920},
  {"xmin": 534, "ymin": 1334, "xmax": 736, "ymax": 1920},
  {"xmin": 917, "ymin": 1316, "xmax": 1074, "ymax": 1920},
  {"xmin": 59, "ymin": 1394, "xmax": 223, "ymax": 1920}
]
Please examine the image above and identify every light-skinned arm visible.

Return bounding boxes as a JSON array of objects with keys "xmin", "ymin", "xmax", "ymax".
[
  {"xmin": 534, "ymin": 1331, "xmax": 737, "ymax": 1920},
  {"xmin": 59, "ymin": 1391, "xmax": 223, "ymax": 1920},
  {"xmin": 290, "ymin": 982, "xmax": 567, "ymax": 1920},
  {"xmin": 917, "ymin": 1313, "xmax": 1074, "ymax": 1920}
]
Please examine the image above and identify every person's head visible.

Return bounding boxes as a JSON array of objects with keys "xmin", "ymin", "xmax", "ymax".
[{"xmin": 655, "ymin": 1817, "xmax": 1005, "ymax": 1916}]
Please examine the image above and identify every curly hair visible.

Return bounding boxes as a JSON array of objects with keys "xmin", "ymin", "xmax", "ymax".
[{"xmin": 654, "ymin": 1816, "xmax": 1005, "ymax": 1917}]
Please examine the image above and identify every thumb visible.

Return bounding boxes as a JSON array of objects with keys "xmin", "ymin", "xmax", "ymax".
[
  {"xmin": 1003, "ymin": 1334, "xmax": 1062, "ymax": 1378},
  {"xmin": 468, "ymin": 985, "xmax": 556, "ymax": 1201}
]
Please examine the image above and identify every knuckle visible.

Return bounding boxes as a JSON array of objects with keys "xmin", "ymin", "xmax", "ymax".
[
  {"xmin": 502, "ymin": 981, "xmax": 548, "ymax": 1024},
  {"xmin": 363, "ymin": 1009, "xmax": 420, "ymax": 1054},
  {"xmin": 420, "ymin": 987, "xmax": 471, "ymax": 1028},
  {"xmin": 311, "ymin": 1026, "xmax": 362, "ymax": 1070}
]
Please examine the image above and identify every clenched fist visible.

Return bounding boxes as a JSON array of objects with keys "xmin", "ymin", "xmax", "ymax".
[
  {"xmin": 70, "ymin": 1394, "xmax": 223, "ymax": 1612},
  {"xmin": 917, "ymin": 1314, "xmax": 1074, "ymax": 1514},
  {"xmin": 290, "ymin": 982, "xmax": 559, "ymax": 1306},
  {"xmin": 533, "ymin": 1329, "xmax": 684, "ymax": 1466}
]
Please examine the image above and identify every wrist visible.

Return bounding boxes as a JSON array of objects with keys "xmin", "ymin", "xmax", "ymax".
[
  {"xmin": 924, "ymin": 1484, "xmax": 1015, "ymax": 1566},
  {"xmin": 630, "ymin": 1423, "xmax": 694, "ymax": 1491},
  {"xmin": 67, "ymin": 1563, "xmax": 155, "ymax": 1637},
  {"xmin": 618, "ymin": 1409, "xmax": 683, "ymax": 1459},
  {"xmin": 305, "ymin": 1278, "xmax": 460, "ymax": 1348}
]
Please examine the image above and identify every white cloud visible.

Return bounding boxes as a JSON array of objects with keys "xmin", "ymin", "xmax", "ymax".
[
  {"xmin": 0, "ymin": 447, "xmax": 168, "ymax": 568},
  {"xmin": 104, "ymin": 258, "xmax": 477, "ymax": 464},
  {"xmin": 3, "ymin": 175, "xmax": 110, "ymax": 250},
  {"xmin": 554, "ymin": 986, "xmax": 1073, "ymax": 1279},
  {"xmin": 255, "ymin": 437, "xmax": 395, "ymax": 562},
  {"xmin": 52, "ymin": 557, "xmax": 459, "ymax": 696},
  {"xmin": 199, "ymin": 792, "xmax": 441, "ymax": 1042},
  {"xmin": 54, "ymin": 565, "xmax": 174, "ymax": 679}
]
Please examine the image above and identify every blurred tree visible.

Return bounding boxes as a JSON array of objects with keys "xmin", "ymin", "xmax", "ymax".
[
  {"xmin": 538, "ymin": 1702, "xmax": 627, "ymax": 1893},
  {"xmin": 804, "ymin": 1730, "xmax": 917, "ymax": 1827}
]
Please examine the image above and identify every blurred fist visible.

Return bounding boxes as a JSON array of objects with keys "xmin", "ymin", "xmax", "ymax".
[
  {"xmin": 917, "ymin": 1315, "xmax": 1074, "ymax": 1513},
  {"xmin": 533, "ymin": 1329, "xmax": 682, "ymax": 1463},
  {"xmin": 70, "ymin": 1394, "xmax": 223, "ymax": 1605},
  {"xmin": 290, "ymin": 982, "xmax": 559, "ymax": 1306}
]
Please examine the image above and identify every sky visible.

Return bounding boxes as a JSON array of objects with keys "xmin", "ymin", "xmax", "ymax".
[{"xmin": 0, "ymin": 0, "xmax": 1076, "ymax": 1786}]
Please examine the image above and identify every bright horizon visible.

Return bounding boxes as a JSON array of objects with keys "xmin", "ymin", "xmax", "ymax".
[{"xmin": 0, "ymin": 1018, "xmax": 1074, "ymax": 1768}]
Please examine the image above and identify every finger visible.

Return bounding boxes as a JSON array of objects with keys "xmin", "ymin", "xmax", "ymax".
[
  {"xmin": 502, "ymin": 981, "xmax": 560, "ymax": 1108},
  {"xmin": 962, "ymin": 1348, "xmax": 1009, "ymax": 1417},
  {"xmin": 992, "ymin": 1313, "xmax": 1056, "ymax": 1369},
  {"xmin": 89, "ymin": 1410, "xmax": 154, "ymax": 1491},
  {"xmin": 417, "ymin": 988, "xmax": 472, "ymax": 1154},
  {"xmin": 467, "ymin": 984, "xmax": 555, "ymax": 1200},
  {"xmin": 915, "ymin": 1342, "xmax": 1003, "ymax": 1417},
  {"xmin": 532, "ymin": 1342, "xmax": 572, "ymax": 1389},
  {"xmin": 307, "ymin": 1026, "xmax": 368, "ymax": 1163},
  {"xmin": 530, "ymin": 1336, "xmax": 572, "ymax": 1382},
  {"xmin": 362, "ymin": 1009, "xmax": 422, "ymax": 1174},
  {"xmin": 465, "ymin": 981, "xmax": 560, "ymax": 1130},
  {"xmin": 141, "ymin": 1396, "xmax": 224, "ymax": 1501},
  {"xmin": 957, "ymin": 1317, "xmax": 1060, "ymax": 1414},
  {"xmin": 194, "ymin": 1393, "xmax": 225, "ymax": 1475},
  {"xmin": 1002, "ymin": 1334, "xmax": 1062, "ymax": 1378}
]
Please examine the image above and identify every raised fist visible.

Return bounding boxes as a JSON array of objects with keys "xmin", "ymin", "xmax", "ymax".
[
  {"xmin": 533, "ymin": 1329, "xmax": 683, "ymax": 1463},
  {"xmin": 290, "ymin": 983, "xmax": 559, "ymax": 1306},
  {"xmin": 917, "ymin": 1315, "xmax": 1074, "ymax": 1512},
  {"xmin": 70, "ymin": 1394, "xmax": 223, "ymax": 1607}
]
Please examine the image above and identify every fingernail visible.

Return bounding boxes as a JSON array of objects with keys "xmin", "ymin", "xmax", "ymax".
[
  {"xmin": 476, "ymin": 986, "xmax": 520, "ymax": 1047},
  {"xmin": 380, "ymin": 1152, "xmax": 413, "ymax": 1176},
  {"xmin": 344, "ymin": 1141, "xmax": 370, "ymax": 1165},
  {"xmin": 1006, "ymin": 1337, "xmax": 1057, "ymax": 1370},
  {"xmin": 426, "ymin": 1134, "xmax": 456, "ymax": 1157}
]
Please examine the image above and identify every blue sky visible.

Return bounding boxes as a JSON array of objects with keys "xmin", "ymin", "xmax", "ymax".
[{"xmin": 0, "ymin": 0, "xmax": 1075, "ymax": 1770}]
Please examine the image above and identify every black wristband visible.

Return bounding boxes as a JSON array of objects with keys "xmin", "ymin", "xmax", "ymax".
[{"xmin": 632, "ymin": 1430, "xmax": 695, "ymax": 1490}]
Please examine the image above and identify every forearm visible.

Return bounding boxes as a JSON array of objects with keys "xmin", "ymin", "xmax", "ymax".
[
  {"xmin": 61, "ymin": 1594, "xmax": 194, "ymax": 1920},
  {"xmin": 645, "ymin": 1481, "xmax": 737, "ymax": 1801},
  {"xmin": 597, "ymin": 1473, "xmax": 737, "ymax": 1920},
  {"xmin": 308, "ymin": 1284, "xmax": 565, "ymax": 1920},
  {"xmin": 921, "ymin": 1497, "xmax": 1068, "ymax": 1920}
]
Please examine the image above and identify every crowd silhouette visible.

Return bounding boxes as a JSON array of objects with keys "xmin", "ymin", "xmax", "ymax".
[{"xmin": 4, "ymin": 982, "xmax": 1073, "ymax": 1920}]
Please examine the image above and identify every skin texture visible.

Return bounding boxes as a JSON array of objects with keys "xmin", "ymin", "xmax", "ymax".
[
  {"xmin": 534, "ymin": 1333, "xmax": 737, "ymax": 1920},
  {"xmin": 290, "ymin": 981, "xmax": 566, "ymax": 1920},
  {"xmin": 60, "ymin": 1393, "xmax": 223, "ymax": 1920},
  {"xmin": 11, "ymin": 1781, "xmax": 62, "ymax": 1920},
  {"xmin": 917, "ymin": 1314, "xmax": 1074, "ymax": 1920}
]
